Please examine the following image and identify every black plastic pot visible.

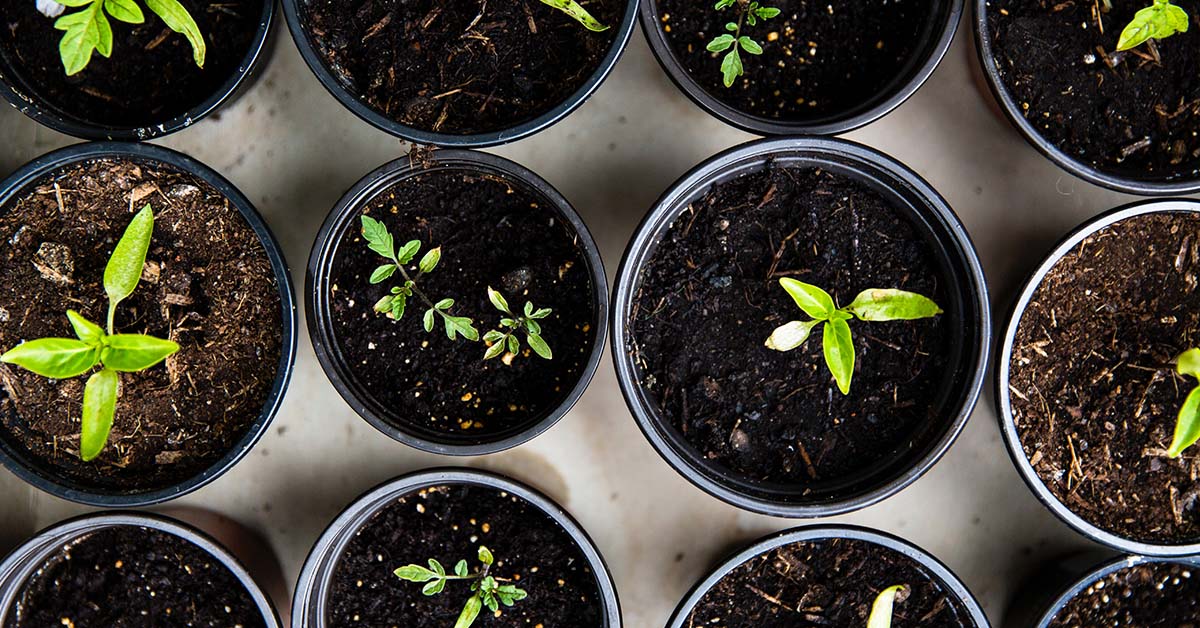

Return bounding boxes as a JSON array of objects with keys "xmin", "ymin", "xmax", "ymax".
[
  {"xmin": 639, "ymin": 0, "xmax": 962, "ymax": 135},
  {"xmin": 612, "ymin": 136, "xmax": 990, "ymax": 517},
  {"xmin": 667, "ymin": 524, "xmax": 989, "ymax": 627},
  {"xmin": 0, "ymin": 511, "xmax": 283, "ymax": 626},
  {"xmin": 973, "ymin": 1, "xmax": 1200, "ymax": 195},
  {"xmin": 307, "ymin": 149, "xmax": 607, "ymax": 455},
  {"xmin": 996, "ymin": 198, "xmax": 1200, "ymax": 556},
  {"xmin": 280, "ymin": 0, "xmax": 638, "ymax": 148},
  {"xmin": 0, "ymin": 141, "xmax": 297, "ymax": 507},
  {"xmin": 0, "ymin": 2, "xmax": 275, "ymax": 141},
  {"xmin": 292, "ymin": 467, "xmax": 621, "ymax": 627}
]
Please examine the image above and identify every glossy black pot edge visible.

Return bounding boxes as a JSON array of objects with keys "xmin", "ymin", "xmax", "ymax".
[
  {"xmin": 306, "ymin": 149, "xmax": 608, "ymax": 455},
  {"xmin": 291, "ymin": 467, "xmax": 622, "ymax": 627},
  {"xmin": 665, "ymin": 524, "xmax": 990, "ymax": 628},
  {"xmin": 995, "ymin": 198, "xmax": 1200, "ymax": 556},
  {"xmin": 610, "ymin": 136, "xmax": 991, "ymax": 517},
  {"xmin": 638, "ymin": 0, "xmax": 963, "ymax": 136},
  {"xmin": 0, "ymin": 141, "xmax": 298, "ymax": 507},
  {"xmin": 280, "ymin": 0, "xmax": 638, "ymax": 148},
  {"xmin": 0, "ymin": 2, "xmax": 275, "ymax": 141},
  {"xmin": 0, "ymin": 510, "xmax": 282, "ymax": 626}
]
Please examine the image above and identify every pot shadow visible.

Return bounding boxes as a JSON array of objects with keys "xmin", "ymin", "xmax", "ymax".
[
  {"xmin": 998, "ymin": 549, "xmax": 1115, "ymax": 628},
  {"xmin": 467, "ymin": 449, "xmax": 570, "ymax": 507}
]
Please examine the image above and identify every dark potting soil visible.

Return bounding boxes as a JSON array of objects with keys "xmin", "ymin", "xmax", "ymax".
[
  {"xmin": 1010, "ymin": 212, "xmax": 1200, "ymax": 544},
  {"xmin": 629, "ymin": 164, "xmax": 952, "ymax": 486},
  {"xmin": 685, "ymin": 537, "xmax": 973, "ymax": 627},
  {"xmin": 1048, "ymin": 561, "xmax": 1200, "ymax": 627},
  {"xmin": 327, "ymin": 167, "xmax": 595, "ymax": 441},
  {"xmin": 301, "ymin": 0, "xmax": 620, "ymax": 135},
  {"xmin": 328, "ymin": 483, "xmax": 603, "ymax": 627},
  {"xmin": 657, "ymin": 0, "xmax": 941, "ymax": 123},
  {"xmin": 0, "ymin": 158, "xmax": 283, "ymax": 492},
  {"xmin": 988, "ymin": 0, "xmax": 1200, "ymax": 181},
  {"xmin": 0, "ymin": 0, "xmax": 262, "ymax": 129},
  {"xmin": 6, "ymin": 525, "xmax": 267, "ymax": 627}
]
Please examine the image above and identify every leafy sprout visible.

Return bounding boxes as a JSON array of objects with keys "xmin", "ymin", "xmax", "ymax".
[
  {"xmin": 1117, "ymin": 0, "xmax": 1190, "ymax": 51},
  {"xmin": 395, "ymin": 546, "xmax": 528, "ymax": 628},
  {"xmin": 539, "ymin": 0, "xmax": 609, "ymax": 32},
  {"xmin": 764, "ymin": 279, "xmax": 942, "ymax": 395},
  {"xmin": 1166, "ymin": 348, "xmax": 1200, "ymax": 457},
  {"xmin": 0, "ymin": 205, "xmax": 180, "ymax": 461},
  {"xmin": 482, "ymin": 287, "xmax": 553, "ymax": 361},
  {"xmin": 706, "ymin": 0, "xmax": 781, "ymax": 87},
  {"xmin": 41, "ymin": 0, "xmax": 205, "ymax": 76},
  {"xmin": 867, "ymin": 585, "xmax": 905, "ymax": 628}
]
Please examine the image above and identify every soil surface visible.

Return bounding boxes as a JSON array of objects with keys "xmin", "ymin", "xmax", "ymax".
[
  {"xmin": 685, "ymin": 537, "xmax": 974, "ymax": 627},
  {"xmin": 1048, "ymin": 561, "xmax": 1200, "ymax": 626},
  {"xmin": 6, "ymin": 525, "xmax": 267, "ymax": 627},
  {"xmin": 657, "ymin": 0, "xmax": 941, "ymax": 123},
  {"xmin": 1010, "ymin": 211, "xmax": 1200, "ymax": 544},
  {"xmin": 0, "ymin": 0, "xmax": 262, "ymax": 129},
  {"xmin": 0, "ymin": 158, "xmax": 283, "ymax": 493},
  {"xmin": 327, "ymin": 167, "xmax": 596, "ymax": 443},
  {"xmin": 328, "ymin": 483, "xmax": 603, "ymax": 627},
  {"xmin": 629, "ymin": 164, "xmax": 953, "ymax": 488},
  {"xmin": 302, "ymin": 0, "xmax": 620, "ymax": 135},
  {"xmin": 989, "ymin": 0, "xmax": 1200, "ymax": 182}
]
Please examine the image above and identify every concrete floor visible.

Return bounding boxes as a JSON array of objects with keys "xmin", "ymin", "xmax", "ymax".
[{"xmin": 0, "ymin": 11, "xmax": 1158, "ymax": 627}]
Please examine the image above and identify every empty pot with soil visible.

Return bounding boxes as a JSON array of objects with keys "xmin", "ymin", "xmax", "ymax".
[
  {"xmin": 292, "ymin": 468, "xmax": 621, "ymax": 628},
  {"xmin": 0, "ymin": 511, "xmax": 282, "ymax": 626},
  {"xmin": 998, "ymin": 199, "xmax": 1200, "ymax": 555},
  {"xmin": 281, "ymin": 0, "xmax": 637, "ymax": 146},
  {"xmin": 612, "ymin": 137, "xmax": 990, "ymax": 517},
  {"xmin": 0, "ymin": 0, "xmax": 274, "ymax": 140},
  {"xmin": 667, "ymin": 525, "xmax": 989, "ymax": 627},
  {"xmin": 0, "ymin": 142, "xmax": 296, "ymax": 506},
  {"xmin": 976, "ymin": 0, "xmax": 1200, "ymax": 194},
  {"xmin": 640, "ymin": 0, "xmax": 963, "ymax": 135},
  {"xmin": 307, "ymin": 149, "xmax": 606, "ymax": 454}
]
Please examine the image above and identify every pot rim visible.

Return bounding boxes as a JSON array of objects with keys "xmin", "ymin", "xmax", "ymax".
[
  {"xmin": 1029, "ymin": 553, "xmax": 1200, "ymax": 626},
  {"xmin": 290, "ymin": 466, "xmax": 622, "ymax": 627},
  {"xmin": 995, "ymin": 198, "xmax": 1200, "ymax": 556},
  {"xmin": 0, "ymin": 0, "xmax": 275, "ymax": 141},
  {"xmin": 0, "ymin": 510, "xmax": 282, "ymax": 627},
  {"xmin": 0, "ymin": 141, "xmax": 298, "ymax": 507},
  {"xmin": 611, "ymin": 135, "xmax": 991, "ymax": 517},
  {"xmin": 306, "ymin": 148, "xmax": 608, "ymax": 455},
  {"xmin": 279, "ymin": 0, "xmax": 638, "ymax": 148}
]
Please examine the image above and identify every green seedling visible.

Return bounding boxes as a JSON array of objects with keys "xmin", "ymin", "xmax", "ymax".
[
  {"xmin": 1117, "ymin": 0, "xmax": 1190, "ymax": 51},
  {"xmin": 867, "ymin": 585, "xmax": 905, "ymax": 628},
  {"xmin": 1166, "ymin": 348, "xmax": 1200, "ymax": 457},
  {"xmin": 41, "ymin": 0, "xmax": 205, "ymax": 75},
  {"xmin": 482, "ymin": 287, "xmax": 553, "ymax": 361},
  {"xmin": 764, "ymin": 278, "xmax": 942, "ymax": 395},
  {"xmin": 1, "ymin": 205, "xmax": 179, "ymax": 461},
  {"xmin": 706, "ymin": 0, "xmax": 781, "ymax": 87},
  {"xmin": 540, "ymin": 0, "xmax": 609, "ymax": 31},
  {"xmin": 395, "ymin": 546, "xmax": 528, "ymax": 628}
]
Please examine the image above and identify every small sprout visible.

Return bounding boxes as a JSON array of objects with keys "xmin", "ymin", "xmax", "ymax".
[
  {"xmin": 44, "ymin": 0, "xmax": 206, "ymax": 76},
  {"xmin": 0, "ymin": 205, "xmax": 180, "ymax": 461},
  {"xmin": 1167, "ymin": 348, "xmax": 1200, "ymax": 457},
  {"xmin": 706, "ymin": 0, "xmax": 781, "ymax": 87},
  {"xmin": 1117, "ymin": 0, "xmax": 1190, "ymax": 51},
  {"xmin": 482, "ymin": 287, "xmax": 553, "ymax": 361},
  {"xmin": 539, "ymin": 0, "xmax": 609, "ymax": 31},
  {"xmin": 867, "ymin": 585, "xmax": 906, "ymax": 628},
  {"xmin": 765, "ymin": 279, "xmax": 942, "ymax": 395},
  {"xmin": 395, "ymin": 546, "xmax": 528, "ymax": 628}
]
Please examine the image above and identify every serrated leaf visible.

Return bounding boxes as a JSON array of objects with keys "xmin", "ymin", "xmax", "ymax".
[
  {"xmin": 144, "ymin": 0, "xmax": 205, "ymax": 67},
  {"xmin": 101, "ymin": 334, "xmax": 180, "ymax": 372},
  {"xmin": 105, "ymin": 204, "xmax": 153, "ymax": 312},
  {"xmin": 361, "ymin": 216, "xmax": 395, "ymax": 260},
  {"xmin": 527, "ymin": 333, "xmax": 552, "ymax": 360},
  {"xmin": 370, "ymin": 264, "xmax": 397, "ymax": 284},
  {"xmin": 739, "ymin": 36, "xmax": 763, "ymax": 54},
  {"xmin": 395, "ymin": 564, "xmax": 438, "ymax": 582},
  {"xmin": 488, "ymin": 287, "xmax": 511, "ymax": 313},
  {"xmin": 765, "ymin": 320, "xmax": 820, "ymax": 352},
  {"xmin": 455, "ymin": 559, "xmax": 469, "ymax": 577},
  {"xmin": 418, "ymin": 247, "xmax": 441, "ymax": 274},
  {"xmin": 846, "ymin": 289, "xmax": 943, "ymax": 321},
  {"xmin": 424, "ymin": 308, "xmax": 436, "ymax": 332},
  {"xmin": 104, "ymin": 0, "xmax": 144, "ymax": 22},
  {"xmin": 721, "ymin": 47, "xmax": 743, "ymax": 87},
  {"xmin": 67, "ymin": 310, "xmax": 104, "ymax": 345},
  {"xmin": 823, "ymin": 318, "xmax": 855, "ymax": 395},
  {"xmin": 537, "ymin": 0, "xmax": 609, "ymax": 31},
  {"xmin": 1, "ymin": 337, "xmax": 99, "ymax": 379},
  {"xmin": 55, "ymin": 2, "xmax": 108, "ymax": 75},
  {"xmin": 868, "ymin": 585, "xmax": 905, "ymax": 628},
  {"xmin": 444, "ymin": 316, "xmax": 479, "ymax": 341},
  {"xmin": 707, "ymin": 34, "xmax": 735, "ymax": 52},
  {"xmin": 779, "ymin": 278, "xmax": 835, "ymax": 319},
  {"xmin": 79, "ymin": 368, "xmax": 118, "ymax": 461}
]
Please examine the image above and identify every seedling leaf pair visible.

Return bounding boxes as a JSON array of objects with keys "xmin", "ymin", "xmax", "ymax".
[
  {"xmin": 395, "ymin": 546, "xmax": 528, "ymax": 628},
  {"xmin": 1117, "ymin": 0, "xmax": 1190, "ymax": 51},
  {"xmin": 765, "ymin": 279, "xmax": 942, "ymax": 394},
  {"xmin": 48, "ymin": 0, "xmax": 205, "ymax": 75},
  {"xmin": 706, "ymin": 0, "xmax": 781, "ymax": 87}
]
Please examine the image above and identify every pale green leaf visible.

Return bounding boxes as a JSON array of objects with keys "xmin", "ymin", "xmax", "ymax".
[
  {"xmin": 506, "ymin": 334, "xmax": 520, "ymax": 355},
  {"xmin": 418, "ymin": 247, "xmax": 441, "ymax": 274},
  {"xmin": 104, "ymin": 204, "xmax": 154, "ymax": 310},
  {"xmin": 779, "ymin": 278, "xmax": 835, "ymax": 319},
  {"xmin": 868, "ymin": 585, "xmax": 905, "ymax": 628},
  {"xmin": 395, "ymin": 564, "xmax": 438, "ymax": 582},
  {"xmin": 56, "ymin": 3, "xmax": 107, "ymax": 75},
  {"xmin": 721, "ymin": 47, "xmax": 742, "ymax": 87},
  {"xmin": 707, "ymin": 34, "xmax": 735, "ymax": 52},
  {"xmin": 765, "ymin": 320, "xmax": 820, "ymax": 352},
  {"xmin": 397, "ymin": 240, "xmax": 421, "ymax": 265},
  {"xmin": 455, "ymin": 594, "xmax": 483, "ymax": 628},
  {"xmin": 454, "ymin": 559, "xmax": 469, "ymax": 577},
  {"xmin": 1168, "ymin": 386, "xmax": 1200, "ymax": 458},
  {"xmin": 1, "ymin": 338, "xmax": 99, "ymax": 378},
  {"xmin": 370, "ymin": 264, "xmax": 396, "ymax": 284},
  {"xmin": 1178, "ymin": 348, "xmax": 1200, "ymax": 378},
  {"xmin": 538, "ymin": 0, "xmax": 609, "ymax": 31},
  {"xmin": 488, "ymin": 287, "xmax": 511, "ymax": 313},
  {"xmin": 527, "ymin": 333, "xmax": 552, "ymax": 360},
  {"xmin": 484, "ymin": 340, "xmax": 506, "ymax": 360},
  {"xmin": 823, "ymin": 317, "xmax": 855, "ymax": 395},
  {"xmin": 360, "ymin": 216, "xmax": 395, "ymax": 260},
  {"xmin": 478, "ymin": 546, "xmax": 494, "ymax": 565},
  {"xmin": 435, "ymin": 298, "xmax": 454, "ymax": 310},
  {"xmin": 80, "ymin": 368, "xmax": 118, "ymax": 461},
  {"xmin": 104, "ymin": 0, "xmax": 145, "ymax": 23},
  {"xmin": 67, "ymin": 310, "xmax": 104, "ymax": 345},
  {"xmin": 445, "ymin": 316, "xmax": 479, "ymax": 341},
  {"xmin": 1118, "ymin": 0, "xmax": 1190, "ymax": 50},
  {"xmin": 846, "ymin": 289, "xmax": 943, "ymax": 321},
  {"xmin": 423, "ymin": 308, "xmax": 436, "ymax": 332},
  {"xmin": 144, "ymin": 0, "xmax": 206, "ymax": 66},
  {"xmin": 739, "ymin": 36, "xmax": 763, "ymax": 54},
  {"xmin": 422, "ymin": 578, "xmax": 446, "ymax": 596},
  {"xmin": 101, "ymin": 334, "xmax": 180, "ymax": 372}
]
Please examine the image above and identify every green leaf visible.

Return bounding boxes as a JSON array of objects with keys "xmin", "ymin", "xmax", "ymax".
[
  {"xmin": 500, "ymin": 318, "xmax": 518, "ymax": 329},
  {"xmin": 823, "ymin": 317, "xmax": 855, "ymax": 395},
  {"xmin": 506, "ymin": 334, "xmax": 520, "ymax": 354},
  {"xmin": 483, "ymin": 330, "xmax": 506, "ymax": 343},
  {"xmin": 374, "ymin": 295, "xmax": 394, "ymax": 313},
  {"xmin": 67, "ymin": 310, "xmax": 104, "ymax": 345},
  {"xmin": 1, "ymin": 338, "xmax": 99, "ymax": 378},
  {"xmin": 867, "ymin": 585, "xmax": 905, "ymax": 628},
  {"xmin": 424, "ymin": 308, "xmax": 436, "ymax": 332},
  {"xmin": 370, "ymin": 264, "xmax": 397, "ymax": 284},
  {"xmin": 104, "ymin": 204, "xmax": 154, "ymax": 311},
  {"xmin": 1168, "ymin": 386, "xmax": 1200, "ymax": 458},
  {"xmin": 778, "ymin": 278, "xmax": 835, "ymax": 319},
  {"xmin": 846, "ymin": 289, "xmax": 943, "ymax": 321},
  {"xmin": 80, "ymin": 368, "xmax": 118, "ymax": 461},
  {"xmin": 488, "ymin": 287, "xmax": 511, "ymax": 314},
  {"xmin": 391, "ymin": 293, "xmax": 408, "ymax": 320},
  {"xmin": 765, "ymin": 320, "xmax": 820, "ymax": 352},
  {"xmin": 746, "ymin": 12, "xmax": 757, "ymax": 26},
  {"xmin": 525, "ymin": 319, "xmax": 542, "ymax": 335},
  {"xmin": 144, "ymin": 0, "xmax": 206, "ymax": 67},
  {"xmin": 1117, "ymin": 0, "xmax": 1190, "ymax": 51},
  {"xmin": 418, "ymin": 247, "xmax": 441, "ymax": 274},
  {"xmin": 755, "ymin": 6, "xmax": 781, "ymax": 18},
  {"xmin": 104, "ymin": 0, "xmax": 144, "ymax": 23},
  {"xmin": 445, "ymin": 316, "xmax": 479, "ymax": 342},
  {"xmin": 455, "ymin": 594, "xmax": 483, "ymax": 628},
  {"xmin": 739, "ymin": 36, "xmax": 763, "ymax": 54},
  {"xmin": 435, "ymin": 298, "xmax": 455, "ymax": 310},
  {"xmin": 1178, "ymin": 348, "xmax": 1200, "ymax": 378},
  {"xmin": 101, "ymin": 334, "xmax": 180, "ymax": 372},
  {"xmin": 483, "ymin": 593, "xmax": 500, "ymax": 613},
  {"xmin": 394, "ymin": 564, "xmax": 438, "ymax": 582},
  {"xmin": 484, "ymin": 340, "xmax": 507, "ymax": 360},
  {"xmin": 537, "ymin": 0, "xmax": 609, "ymax": 31},
  {"xmin": 707, "ymin": 34, "xmax": 735, "ymax": 52},
  {"xmin": 496, "ymin": 585, "xmax": 527, "ymax": 605},
  {"xmin": 531, "ymin": 308, "xmax": 552, "ymax": 319},
  {"xmin": 428, "ymin": 559, "xmax": 446, "ymax": 576},
  {"xmin": 715, "ymin": 0, "xmax": 734, "ymax": 9},
  {"xmin": 454, "ymin": 559, "xmax": 469, "ymax": 577},
  {"xmin": 725, "ymin": 21, "xmax": 738, "ymax": 31},
  {"xmin": 478, "ymin": 546, "xmax": 494, "ymax": 566},
  {"xmin": 527, "ymin": 333, "xmax": 552, "ymax": 360},
  {"xmin": 55, "ymin": 3, "xmax": 108, "ymax": 75},
  {"xmin": 360, "ymin": 216, "xmax": 395, "ymax": 260},
  {"xmin": 423, "ymin": 578, "xmax": 446, "ymax": 596},
  {"xmin": 397, "ymin": 240, "xmax": 421, "ymax": 265}
]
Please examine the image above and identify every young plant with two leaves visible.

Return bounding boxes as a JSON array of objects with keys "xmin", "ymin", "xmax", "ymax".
[
  {"xmin": 0, "ymin": 205, "xmax": 179, "ymax": 461},
  {"xmin": 706, "ymin": 0, "xmax": 781, "ymax": 87},
  {"xmin": 36, "ymin": 0, "xmax": 205, "ymax": 75},
  {"xmin": 395, "ymin": 546, "xmax": 528, "ymax": 628},
  {"xmin": 1117, "ymin": 0, "xmax": 1190, "ymax": 52},
  {"xmin": 764, "ymin": 278, "xmax": 942, "ymax": 395}
]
